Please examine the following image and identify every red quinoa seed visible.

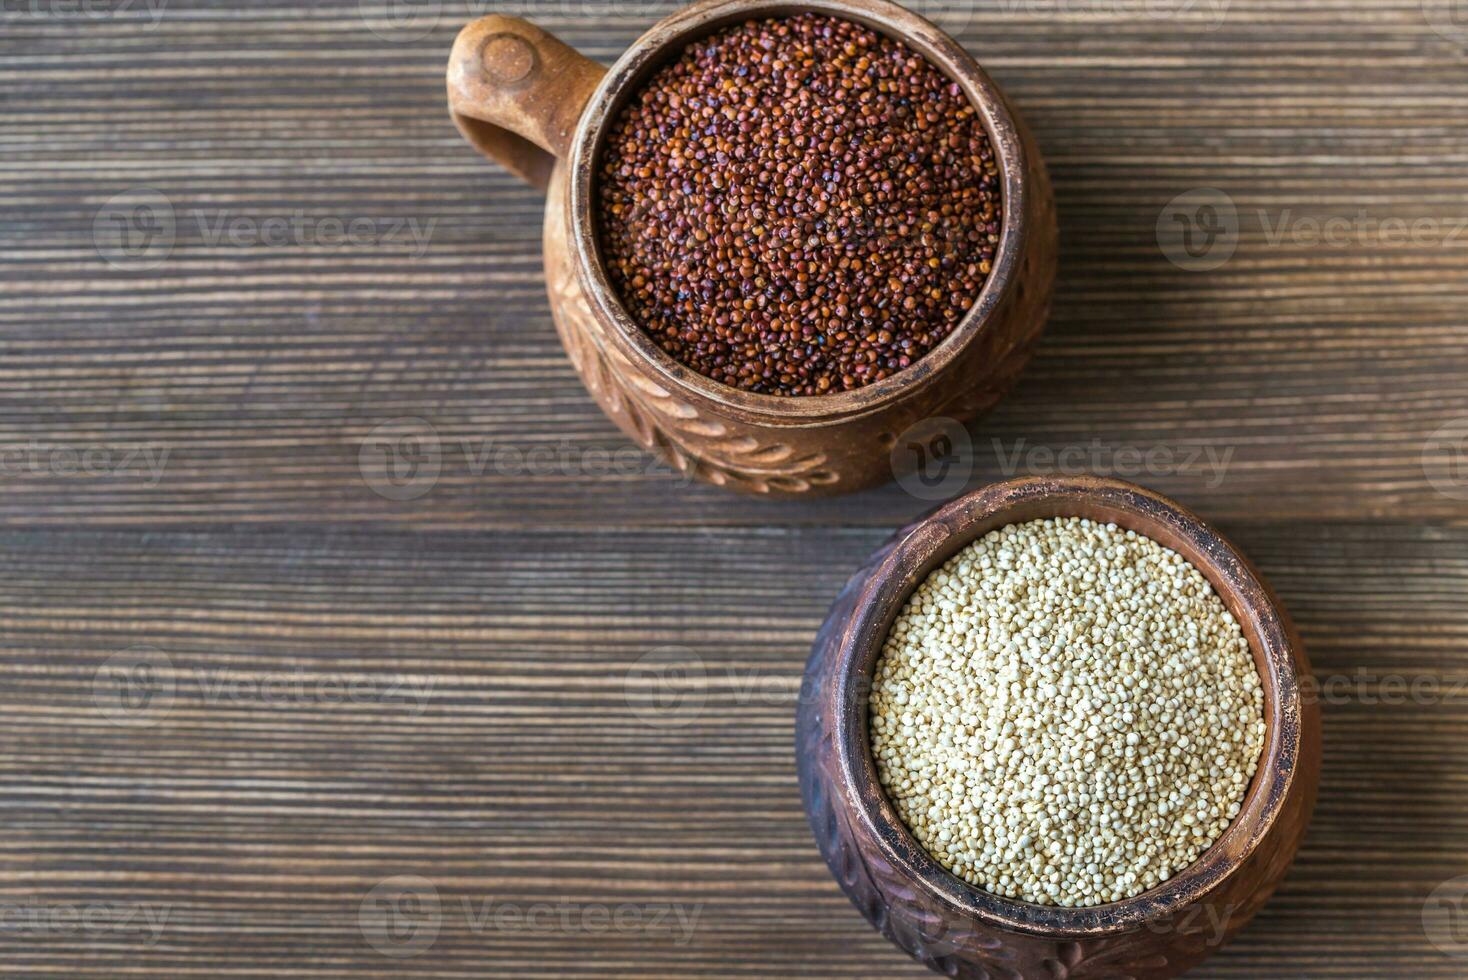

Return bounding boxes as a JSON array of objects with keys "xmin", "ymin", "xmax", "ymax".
[{"xmin": 596, "ymin": 12, "xmax": 1002, "ymax": 397}]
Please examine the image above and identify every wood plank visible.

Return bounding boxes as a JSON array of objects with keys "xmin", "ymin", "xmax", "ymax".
[
  {"xmin": 3, "ymin": 0, "xmax": 1468, "ymax": 975},
  {"xmin": 0, "ymin": 520, "xmax": 1463, "ymax": 976},
  {"xmin": 1, "ymin": 1, "xmax": 1466, "ymax": 526}
]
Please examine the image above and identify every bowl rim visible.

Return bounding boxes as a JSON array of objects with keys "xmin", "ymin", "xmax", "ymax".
[
  {"xmin": 832, "ymin": 476, "xmax": 1307, "ymax": 937},
  {"xmin": 566, "ymin": 0, "xmax": 1029, "ymax": 423}
]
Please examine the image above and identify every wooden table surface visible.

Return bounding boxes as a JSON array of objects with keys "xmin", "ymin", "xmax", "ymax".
[{"xmin": 4, "ymin": 0, "xmax": 1468, "ymax": 976}]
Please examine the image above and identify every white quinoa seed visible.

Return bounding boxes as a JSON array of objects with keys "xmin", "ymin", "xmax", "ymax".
[{"xmin": 868, "ymin": 517, "xmax": 1267, "ymax": 908}]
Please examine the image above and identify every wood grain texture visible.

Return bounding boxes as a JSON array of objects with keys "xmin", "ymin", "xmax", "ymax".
[
  {"xmin": 0, "ymin": 522, "xmax": 1465, "ymax": 977},
  {"xmin": 1, "ymin": 0, "xmax": 1467, "ymax": 976},
  {"xmin": 1, "ymin": 0, "xmax": 1467, "ymax": 526}
]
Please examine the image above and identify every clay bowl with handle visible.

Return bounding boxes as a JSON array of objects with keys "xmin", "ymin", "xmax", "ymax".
[
  {"xmin": 797, "ymin": 476, "xmax": 1321, "ymax": 978},
  {"xmin": 446, "ymin": 0, "xmax": 1056, "ymax": 496}
]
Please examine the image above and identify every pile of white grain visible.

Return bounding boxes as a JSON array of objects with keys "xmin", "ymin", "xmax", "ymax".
[{"xmin": 869, "ymin": 517, "xmax": 1266, "ymax": 907}]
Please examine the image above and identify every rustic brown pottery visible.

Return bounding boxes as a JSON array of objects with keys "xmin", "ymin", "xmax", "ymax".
[
  {"xmin": 797, "ymin": 477, "xmax": 1321, "ymax": 978},
  {"xmin": 447, "ymin": 0, "xmax": 1056, "ymax": 495}
]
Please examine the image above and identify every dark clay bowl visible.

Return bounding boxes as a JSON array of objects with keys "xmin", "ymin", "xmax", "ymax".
[{"xmin": 796, "ymin": 476, "xmax": 1321, "ymax": 979}]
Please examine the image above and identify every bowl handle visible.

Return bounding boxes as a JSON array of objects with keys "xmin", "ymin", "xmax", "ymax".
[{"xmin": 447, "ymin": 15, "xmax": 608, "ymax": 192}]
